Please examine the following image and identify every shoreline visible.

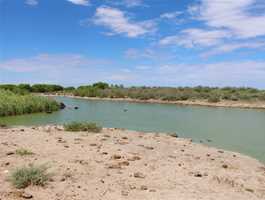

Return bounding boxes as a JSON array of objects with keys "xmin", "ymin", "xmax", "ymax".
[
  {"xmin": 1, "ymin": 125, "xmax": 265, "ymax": 199},
  {"xmin": 45, "ymin": 94, "xmax": 265, "ymax": 110}
]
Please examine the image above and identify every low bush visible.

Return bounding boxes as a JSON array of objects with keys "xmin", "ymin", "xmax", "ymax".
[
  {"xmin": 64, "ymin": 122, "xmax": 102, "ymax": 133},
  {"xmin": 15, "ymin": 148, "xmax": 34, "ymax": 156},
  {"xmin": 9, "ymin": 165, "xmax": 51, "ymax": 189}
]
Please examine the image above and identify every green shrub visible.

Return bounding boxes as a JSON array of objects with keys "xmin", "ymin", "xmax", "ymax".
[
  {"xmin": 9, "ymin": 165, "xmax": 51, "ymax": 189},
  {"xmin": 208, "ymin": 95, "xmax": 220, "ymax": 103},
  {"xmin": 15, "ymin": 148, "xmax": 34, "ymax": 156},
  {"xmin": 64, "ymin": 122, "xmax": 102, "ymax": 133}
]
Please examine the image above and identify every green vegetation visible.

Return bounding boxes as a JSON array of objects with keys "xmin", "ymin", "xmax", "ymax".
[
  {"xmin": 72, "ymin": 83, "xmax": 265, "ymax": 103},
  {"xmin": 64, "ymin": 122, "xmax": 102, "ymax": 133},
  {"xmin": 1, "ymin": 82, "xmax": 265, "ymax": 104},
  {"xmin": 15, "ymin": 148, "xmax": 34, "ymax": 156},
  {"xmin": 0, "ymin": 89, "xmax": 60, "ymax": 117},
  {"xmin": 9, "ymin": 165, "xmax": 51, "ymax": 189},
  {"xmin": 0, "ymin": 84, "xmax": 64, "ymax": 94}
]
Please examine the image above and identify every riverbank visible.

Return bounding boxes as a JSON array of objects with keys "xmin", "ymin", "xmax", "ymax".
[
  {"xmin": 1, "ymin": 126, "xmax": 265, "ymax": 200},
  {"xmin": 46, "ymin": 94, "xmax": 265, "ymax": 110}
]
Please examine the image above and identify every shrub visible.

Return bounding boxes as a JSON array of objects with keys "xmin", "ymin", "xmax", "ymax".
[
  {"xmin": 208, "ymin": 95, "xmax": 220, "ymax": 103},
  {"xmin": 15, "ymin": 148, "xmax": 34, "ymax": 156},
  {"xmin": 9, "ymin": 165, "xmax": 51, "ymax": 189},
  {"xmin": 64, "ymin": 122, "xmax": 102, "ymax": 133}
]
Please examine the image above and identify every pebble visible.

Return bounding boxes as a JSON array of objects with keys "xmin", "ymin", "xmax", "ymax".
[
  {"xmin": 111, "ymin": 154, "xmax": 122, "ymax": 160},
  {"xmin": 6, "ymin": 151, "xmax": 14, "ymax": 156},
  {"xmin": 21, "ymin": 192, "xmax": 33, "ymax": 199},
  {"xmin": 134, "ymin": 172, "xmax": 146, "ymax": 178},
  {"xmin": 140, "ymin": 185, "xmax": 148, "ymax": 190},
  {"xmin": 194, "ymin": 172, "xmax": 203, "ymax": 177}
]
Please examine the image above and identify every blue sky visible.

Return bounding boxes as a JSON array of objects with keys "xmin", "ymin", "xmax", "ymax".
[{"xmin": 0, "ymin": 0, "xmax": 265, "ymax": 88}]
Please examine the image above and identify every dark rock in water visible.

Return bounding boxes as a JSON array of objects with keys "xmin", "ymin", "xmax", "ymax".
[
  {"xmin": 169, "ymin": 133, "xmax": 179, "ymax": 138},
  {"xmin": 60, "ymin": 102, "xmax": 66, "ymax": 109},
  {"xmin": 207, "ymin": 139, "xmax": 212, "ymax": 142},
  {"xmin": 123, "ymin": 109, "xmax": 128, "ymax": 112},
  {"xmin": 46, "ymin": 110, "xmax": 52, "ymax": 114},
  {"xmin": 74, "ymin": 106, "xmax": 79, "ymax": 110}
]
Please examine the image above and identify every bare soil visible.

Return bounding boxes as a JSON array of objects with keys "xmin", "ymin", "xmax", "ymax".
[{"xmin": 1, "ymin": 126, "xmax": 265, "ymax": 200}]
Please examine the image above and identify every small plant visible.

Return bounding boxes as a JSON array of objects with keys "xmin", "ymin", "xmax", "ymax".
[
  {"xmin": 9, "ymin": 164, "xmax": 51, "ymax": 189},
  {"xmin": 15, "ymin": 148, "xmax": 34, "ymax": 156},
  {"xmin": 64, "ymin": 122, "xmax": 102, "ymax": 133}
]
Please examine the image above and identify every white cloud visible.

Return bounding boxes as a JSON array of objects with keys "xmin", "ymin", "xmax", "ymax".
[
  {"xmin": 93, "ymin": 6, "xmax": 156, "ymax": 38},
  {"xmin": 122, "ymin": 0, "xmax": 143, "ymax": 7},
  {"xmin": 193, "ymin": 0, "xmax": 265, "ymax": 38},
  {"xmin": 160, "ymin": 11, "xmax": 182, "ymax": 19},
  {"xmin": 201, "ymin": 41, "xmax": 265, "ymax": 57},
  {"xmin": 1, "ymin": 54, "xmax": 265, "ymax": 88},
  {"xmin": 25, "ymin": 0, "xmax": 38, "ymax": 6},
  {"xmin": 67, "ymin": 0, "xmax": 90, "ymax": 6},
  {"xmin": 106, "ymin": 0, "xmax": 144, "ymax": 8},
  {"xmin": 160, "ymin": 28, "xmax": 230, "ymax": 47},
  {"xmin": 146, "ymin": 61, "xmax": 265, "ymax": 88}
]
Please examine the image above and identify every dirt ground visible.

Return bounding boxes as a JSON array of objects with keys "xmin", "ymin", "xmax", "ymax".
[{"xmin": 1, "ymin": 126, "xmax": 265, "ymax": 200}]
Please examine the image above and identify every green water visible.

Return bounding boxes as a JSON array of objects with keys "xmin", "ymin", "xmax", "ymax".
[{"xmin": 1, "ymin": 96, "xmax": 265, "ymax": 162}]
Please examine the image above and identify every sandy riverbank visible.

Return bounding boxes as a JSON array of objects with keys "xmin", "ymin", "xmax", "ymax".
[
  {"xmin": 1, "ymin": 126, "xmax": 265, "ymax": 200},
  {"xmin": 46, "ymin": 94, "xmax": 265, "ymax": 110}
]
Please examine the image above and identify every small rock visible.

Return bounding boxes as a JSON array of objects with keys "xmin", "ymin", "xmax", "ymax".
[
  {"xmin": 127, "ymin": 156, "xmax": 141, "ymax": 161},
  {"xmin": 218, "ymin": 150, "xmax": 224, "ymax": 153},
  {"xmin": 144, "ymin": 146, "xmax": 154, "ymax": 150},
  {"xmin": 90, "ymin": 143, "xmax": 97, "ymax": 147},
  {"xmin": 111, "ymin": 154, "xmax": 122, "ymax": 160},
  {"xmin": 6, "ymin": 151, "xmax": 14, "ymax": 156},
  {"xmin": 107, "ymin": 163, "xmax": 122, "ymax": 169},
  {"xmin": 20, "ymin": 129, "xmax": 25, "ymax": 132},
  {"xmin": 140, "ymin": 185, "xmax": 148, "ymax": 190},
  {"xmin": 222, "ymin": 164, "xmax": 228, "ymax": 169},
  {"xmin": 21, "ymin": 192, "xmax": 33, "ymax": 199},
  {"xmin": 121, "ymin": 190, "xmax": 129, "ymax": 196},
  {"xmin": 134, "ymin": 172, "xmax": 145, "ymax": 179},
  {"xmin": 169, "ymin": 133, "xmax": 178, "ymax": 138},
  {"xmin": 194, "ymin": 172, "xmax": 203, "ymax": 177},
  {"xmin": 119, "ymin": 161, "xmax": 130, "ymax": 166},
  {"xmin": 149, "ymin": 189, "xmax": 156, "ymax": 192}
]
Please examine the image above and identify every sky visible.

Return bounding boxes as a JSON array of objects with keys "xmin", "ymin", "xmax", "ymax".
[{"xmin": 0, "ymin": 0, "xmax": 265, "ymax": 88}]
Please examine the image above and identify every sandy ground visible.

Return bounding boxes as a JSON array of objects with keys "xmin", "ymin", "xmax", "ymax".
[
  {"xmin": 46, "ymin": 94, "xmax": 265, "ymax": 110},
  {"xmin": 0, "ymin": 126, "xmax": 265, "ymax": 200}
]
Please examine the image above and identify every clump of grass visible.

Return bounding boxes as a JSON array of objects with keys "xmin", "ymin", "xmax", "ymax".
[
  {"xmin": 9, "ymin": 164, "xmax": 51, "ymax": 189},
  {"xmin": 15, "ymin": 148, "xmax": 34, "ymax": 156},
  {"xmin": 0, "ymin": 89, "xmax": 60, "ymax": 117},
  {"xmin": 64, "ymin": 122, "xmax": 102, "ymax": 133}
]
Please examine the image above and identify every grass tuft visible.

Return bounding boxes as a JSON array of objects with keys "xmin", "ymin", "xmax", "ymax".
[
  {"xmin": 64, "ymin": 122, "xmax": 102, "ymax": 133},
  {"xmin": 9, "ymin": 164, "xmax": 51, "ymax": 189},
  {"xmin": 15, "ymin": 148, "xmax": 34, "ymax": 156}
]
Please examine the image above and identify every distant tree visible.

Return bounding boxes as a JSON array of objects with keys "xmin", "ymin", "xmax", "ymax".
[{"xmin": 92, "ymin": 82, "xmax": 109, "ymax": 90}]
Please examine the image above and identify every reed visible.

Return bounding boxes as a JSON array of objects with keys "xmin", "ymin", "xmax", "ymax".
[{"xmin": 0, "ymin": 89, "xmax": 60, "ymax": 117}]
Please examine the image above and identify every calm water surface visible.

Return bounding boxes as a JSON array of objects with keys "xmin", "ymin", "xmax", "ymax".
[{"xmin": 1, "ymin": 96, "xmax": 265, "ymax": 162}]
